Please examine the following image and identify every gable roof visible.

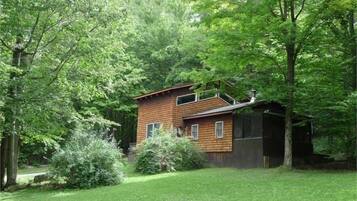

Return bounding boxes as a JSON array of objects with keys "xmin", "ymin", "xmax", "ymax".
[
  {"xmin": 183, "ymin": 101, "xmax": 266, "ymax": 120},
  {"xmin": 134, "ymin": 84, "xmax": 193, "ymax": 100}
]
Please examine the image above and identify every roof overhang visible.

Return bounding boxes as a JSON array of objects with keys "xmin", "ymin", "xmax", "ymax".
[
  {"xmin": 183, "ymin": 101, "xmax": 266, "ymax": 120},
  {"xmin": 183, "ymin": 100, "xmax": 313, "ymax": 121},
  {"xmin": 183, "ymin": 111, "xmax": 233, "ymax": 120},
  {"xmin": 134, "ymin": 84, "xmax": 193, "ymax": 100}
]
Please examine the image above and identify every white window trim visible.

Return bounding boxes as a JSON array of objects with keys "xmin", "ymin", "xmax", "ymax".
[
  {"xmin": 176, "ymin": 91, "xmax": 236, "ymax": 106},
  {"xmin": 191, "ymin": 124, "xmax": 199, "ymax": 140},
  {"xmin": 176, "ymin": 93, "xmax": 197, "ymax": 106},
  {"xmin": 146, "ymin": 122, "xmax": 161, "ymax": 138},
  {"xmin": 215, "ymin": 121, "xmax": 224, "ymax": 139},
  {"xmin": 197, "ymin": 90, "xmax": 218, "ymax": 101}
]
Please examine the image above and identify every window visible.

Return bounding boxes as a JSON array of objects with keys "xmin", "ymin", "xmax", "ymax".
[
  {"xmin": 215, "ymin": 121, "xmax": 224, "ymax": 138},
  {"xmin": 198, "ymin": 90, "xmax": 217, "ymax": 100},
  {"xmin": 177, "ymin": 94, "xmax": 196, "ymax": 105},
  {"xmin": 219, "ymin": 93, "xmax": 236, "ymax": 105},
  {"xmin": 191, "ymin": 124, "xmax": 199, "ymax": 140},
  {"xmin": 146, "ymin": 123, "xmax": 161, "ymax": 138}
]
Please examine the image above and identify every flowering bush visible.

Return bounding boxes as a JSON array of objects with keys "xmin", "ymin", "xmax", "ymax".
[
  {"xmin": 50, "ymin": 130, "xmax": 125, "ymax": 188},
  {"xmin": 135, "ymin": 130, "xmax": 206, "ymax": 174}
]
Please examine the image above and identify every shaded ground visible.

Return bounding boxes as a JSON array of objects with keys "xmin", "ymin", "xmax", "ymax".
[
  {"xmin": 4, "ymin": 166, "xmax": 49, "ymax": 184},
  {"xmin": 1, "ymin": 166, "xmax": 356, "ymax": 201},
  {"xmin": 17, "ymin": 166, "xmax": 48, "ymax": 175}
]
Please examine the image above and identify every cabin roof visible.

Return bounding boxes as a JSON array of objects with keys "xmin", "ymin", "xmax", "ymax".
[
  {"xmin": 133, "ymin": 81, "xmax": 236, "ymax": 101},
  {"xmin": 183, "ymin": 101, "xmax": 266, "ymax": 120},
  {"xmin": 134, "ymin": 83, "xmax": 193, "ymax": 100}
]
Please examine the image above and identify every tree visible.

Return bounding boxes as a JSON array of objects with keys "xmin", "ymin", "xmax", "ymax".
[
  {"xmin": 0, "ymin": 0, "xmax": 137, "ymax": 189},
  {"xmin": 192, "ymin": 0, "xmax": 326, "ymax": 168},
  {"xmin": 125, "ymin": 0, "xmax": 204, "ymax": 90},
  {"xmin": 295, "ymin": 0, "xmax": 356, "ymax": 160}
]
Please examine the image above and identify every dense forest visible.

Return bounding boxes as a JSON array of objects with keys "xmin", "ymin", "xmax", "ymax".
[{"xmin": 0, "ymin": 0, "xmax": 356, "ymax": 189}]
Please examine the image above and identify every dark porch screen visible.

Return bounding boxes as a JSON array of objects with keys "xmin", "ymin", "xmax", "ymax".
[{"xmin": 234, "ymin": 113, "xmax": 261, "ymax": 139}]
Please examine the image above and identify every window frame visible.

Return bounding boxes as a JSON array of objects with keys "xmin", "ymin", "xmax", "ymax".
[
  {"xmin": 176, "ymin": 93, "xmax": 197, "ymax": 106},
  {"xmin": 215, "ymin": 121, "xmax": 224, "ymax": 139},
  {"xmin": 218, "ymin": 93, "xmax": 237, "ymax": 105},
  {"xmin": 191, "ymin": 124, "xmax": 199, "ymax": 140},
  {"xmin": 146, "ymin": 122, "xmax": 161, "ymax": 138}
]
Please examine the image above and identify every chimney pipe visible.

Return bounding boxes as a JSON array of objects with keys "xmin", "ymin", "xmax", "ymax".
[{"xmin": 250, "ymin": 89, "xmax": 257, "ymax": 103}]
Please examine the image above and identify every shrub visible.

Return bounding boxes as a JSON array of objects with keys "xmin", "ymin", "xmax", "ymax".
[
  {"xmin": 49, "ymin": 130, "xmax": 125, "ymax": 188},
  {"xmin": 174, "ymin": 137, "xmax": 206, "ymax": 170},
  {"xmin": 135, "ymin": 130, "xmax": 206, "ymax": 174}
]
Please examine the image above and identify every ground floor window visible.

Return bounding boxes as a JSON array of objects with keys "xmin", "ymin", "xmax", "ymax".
[
  {"xmin": 191, "ymin": 124, "xmax": 199, "ymax": 140},
  {"xmin": 146, "ymin": 123, "xmax": 161, "ymax": 138},
  {"xmin": 215, "ymin": 121, "xmax": 224, "ymax": 138}
]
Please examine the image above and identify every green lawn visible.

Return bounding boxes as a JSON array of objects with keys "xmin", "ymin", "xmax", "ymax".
[{"xmin": 1, "ymin": 167, "xmax": 356, "ymax": 201}]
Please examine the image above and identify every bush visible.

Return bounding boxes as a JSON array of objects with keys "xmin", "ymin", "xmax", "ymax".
[
  {"xmin": 49, "ymin": 130, "xmax": 125, "ymax": 188},
  {"xmin": 174, "ymin": 137, "xmax": 206, "ymax": 170},
  {"xmin": 135, "ymin": 130, "xmax": 206, "ymax": 174}
]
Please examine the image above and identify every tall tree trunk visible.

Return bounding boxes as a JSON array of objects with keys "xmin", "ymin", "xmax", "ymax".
[
  {"xmin": 5, "ymin": 130, "xmax": 18, "ymax": 186},
  {"xmin": 3, "ymin": 81, "xmax": 17, "ymax": 187},
  {"xmin": 4, "ymin": 36, "xmax": 24, "ymax": 187},
  {"xmin": 284, "ymin": 46, "xmax": 295, "ymax": 168},
  {"xmin": 283, "ymin": 0, "xmax": 297, "ymax": 168},
  {"xmin": 0, "ymin": 137, "xmax": 8, "ymax": 191}
]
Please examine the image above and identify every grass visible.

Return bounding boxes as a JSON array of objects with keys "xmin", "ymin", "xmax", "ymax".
[{"xmin": 1, "ymin": 166, "xmax": 356, "ymax": 201}]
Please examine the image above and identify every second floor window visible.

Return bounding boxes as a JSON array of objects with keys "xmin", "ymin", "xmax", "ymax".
[
  {"xmin": 146, "ymin": 123, "xmax": 161, "ymax": 138},
  {"xmin": 198, "ymin": 90, "xmax": 217, "ymax": 100},
  {"xmin": 191, "ymin": 124, "xmax": 199, "ymax": 140},
  {"xmin": 219, "ymin": 93, "xmax": 236, "ymax": 105},
  {"xmin": 177, "ymin": 94, "xmax": 196, "ymax": 105}
]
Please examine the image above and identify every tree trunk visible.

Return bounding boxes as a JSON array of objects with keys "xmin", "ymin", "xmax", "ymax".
[
  {"xmin": 0, "ymin": 137, "xmax": 8, "ymax": 191},
  {"xmin": 4, "ymin": 37, "xmax": 24, "ymax": 188},
  {"xmin": 5, "ymin": 130, "xmax": 19, "ymax": 186},
  {"xmin": 3, "ymin": 81, "xmax": 18, "ymax": 187},
  {"xmin": 284, "ymin": 46, "xmax": 295, "ymax": 168},
  {"xmin": 283, "ymin": 0, "xmax": 297, "ymax": 168}
]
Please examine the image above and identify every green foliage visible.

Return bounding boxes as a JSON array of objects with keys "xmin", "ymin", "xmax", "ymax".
[
  {"xmin": 187, "ymin": 0, "xmax": 356, "ymax": 160},
  {"xmin": 126, "ymin": 0, "xmax": 203, "ymax": 89},
  {"xmin": 173, "ymin": 137, "xmax": 206, "ymax": 171},
  {"xmin": 0, "ymin": 0, "xmax": 146, "ymax": 165},
  {"xmin": 49, "ymin": 129, "xmax": 125, "ymax": 188},
  {"xmin": 135, "ymin": 130, "xmax": 205, "ymax": 174},
  {"xmin": 312, "ymin": 92, "xmax": 357, "ymax": 159}
]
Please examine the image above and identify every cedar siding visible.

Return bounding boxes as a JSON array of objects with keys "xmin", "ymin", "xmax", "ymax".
[
  {"xmin": 136, "ymin": 86, "xmax": 230, "ymax": 147},
  {"xmin": 136, "ymin": 93, "xmax": 175, "ymax": 144},
  {"xmin": 185, "ymin": 114, "xmax": 232, "ymax": 152}
]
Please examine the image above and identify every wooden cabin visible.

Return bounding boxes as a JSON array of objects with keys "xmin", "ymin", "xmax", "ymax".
[{"xmin": 134, "ymin": 84, "xmax": 313, "ymax": 168}]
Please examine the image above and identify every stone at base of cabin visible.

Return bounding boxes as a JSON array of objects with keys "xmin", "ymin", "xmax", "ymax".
[{"xmin": 34, "ymin": 174, "xmax": 50, "ymax": 183}]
